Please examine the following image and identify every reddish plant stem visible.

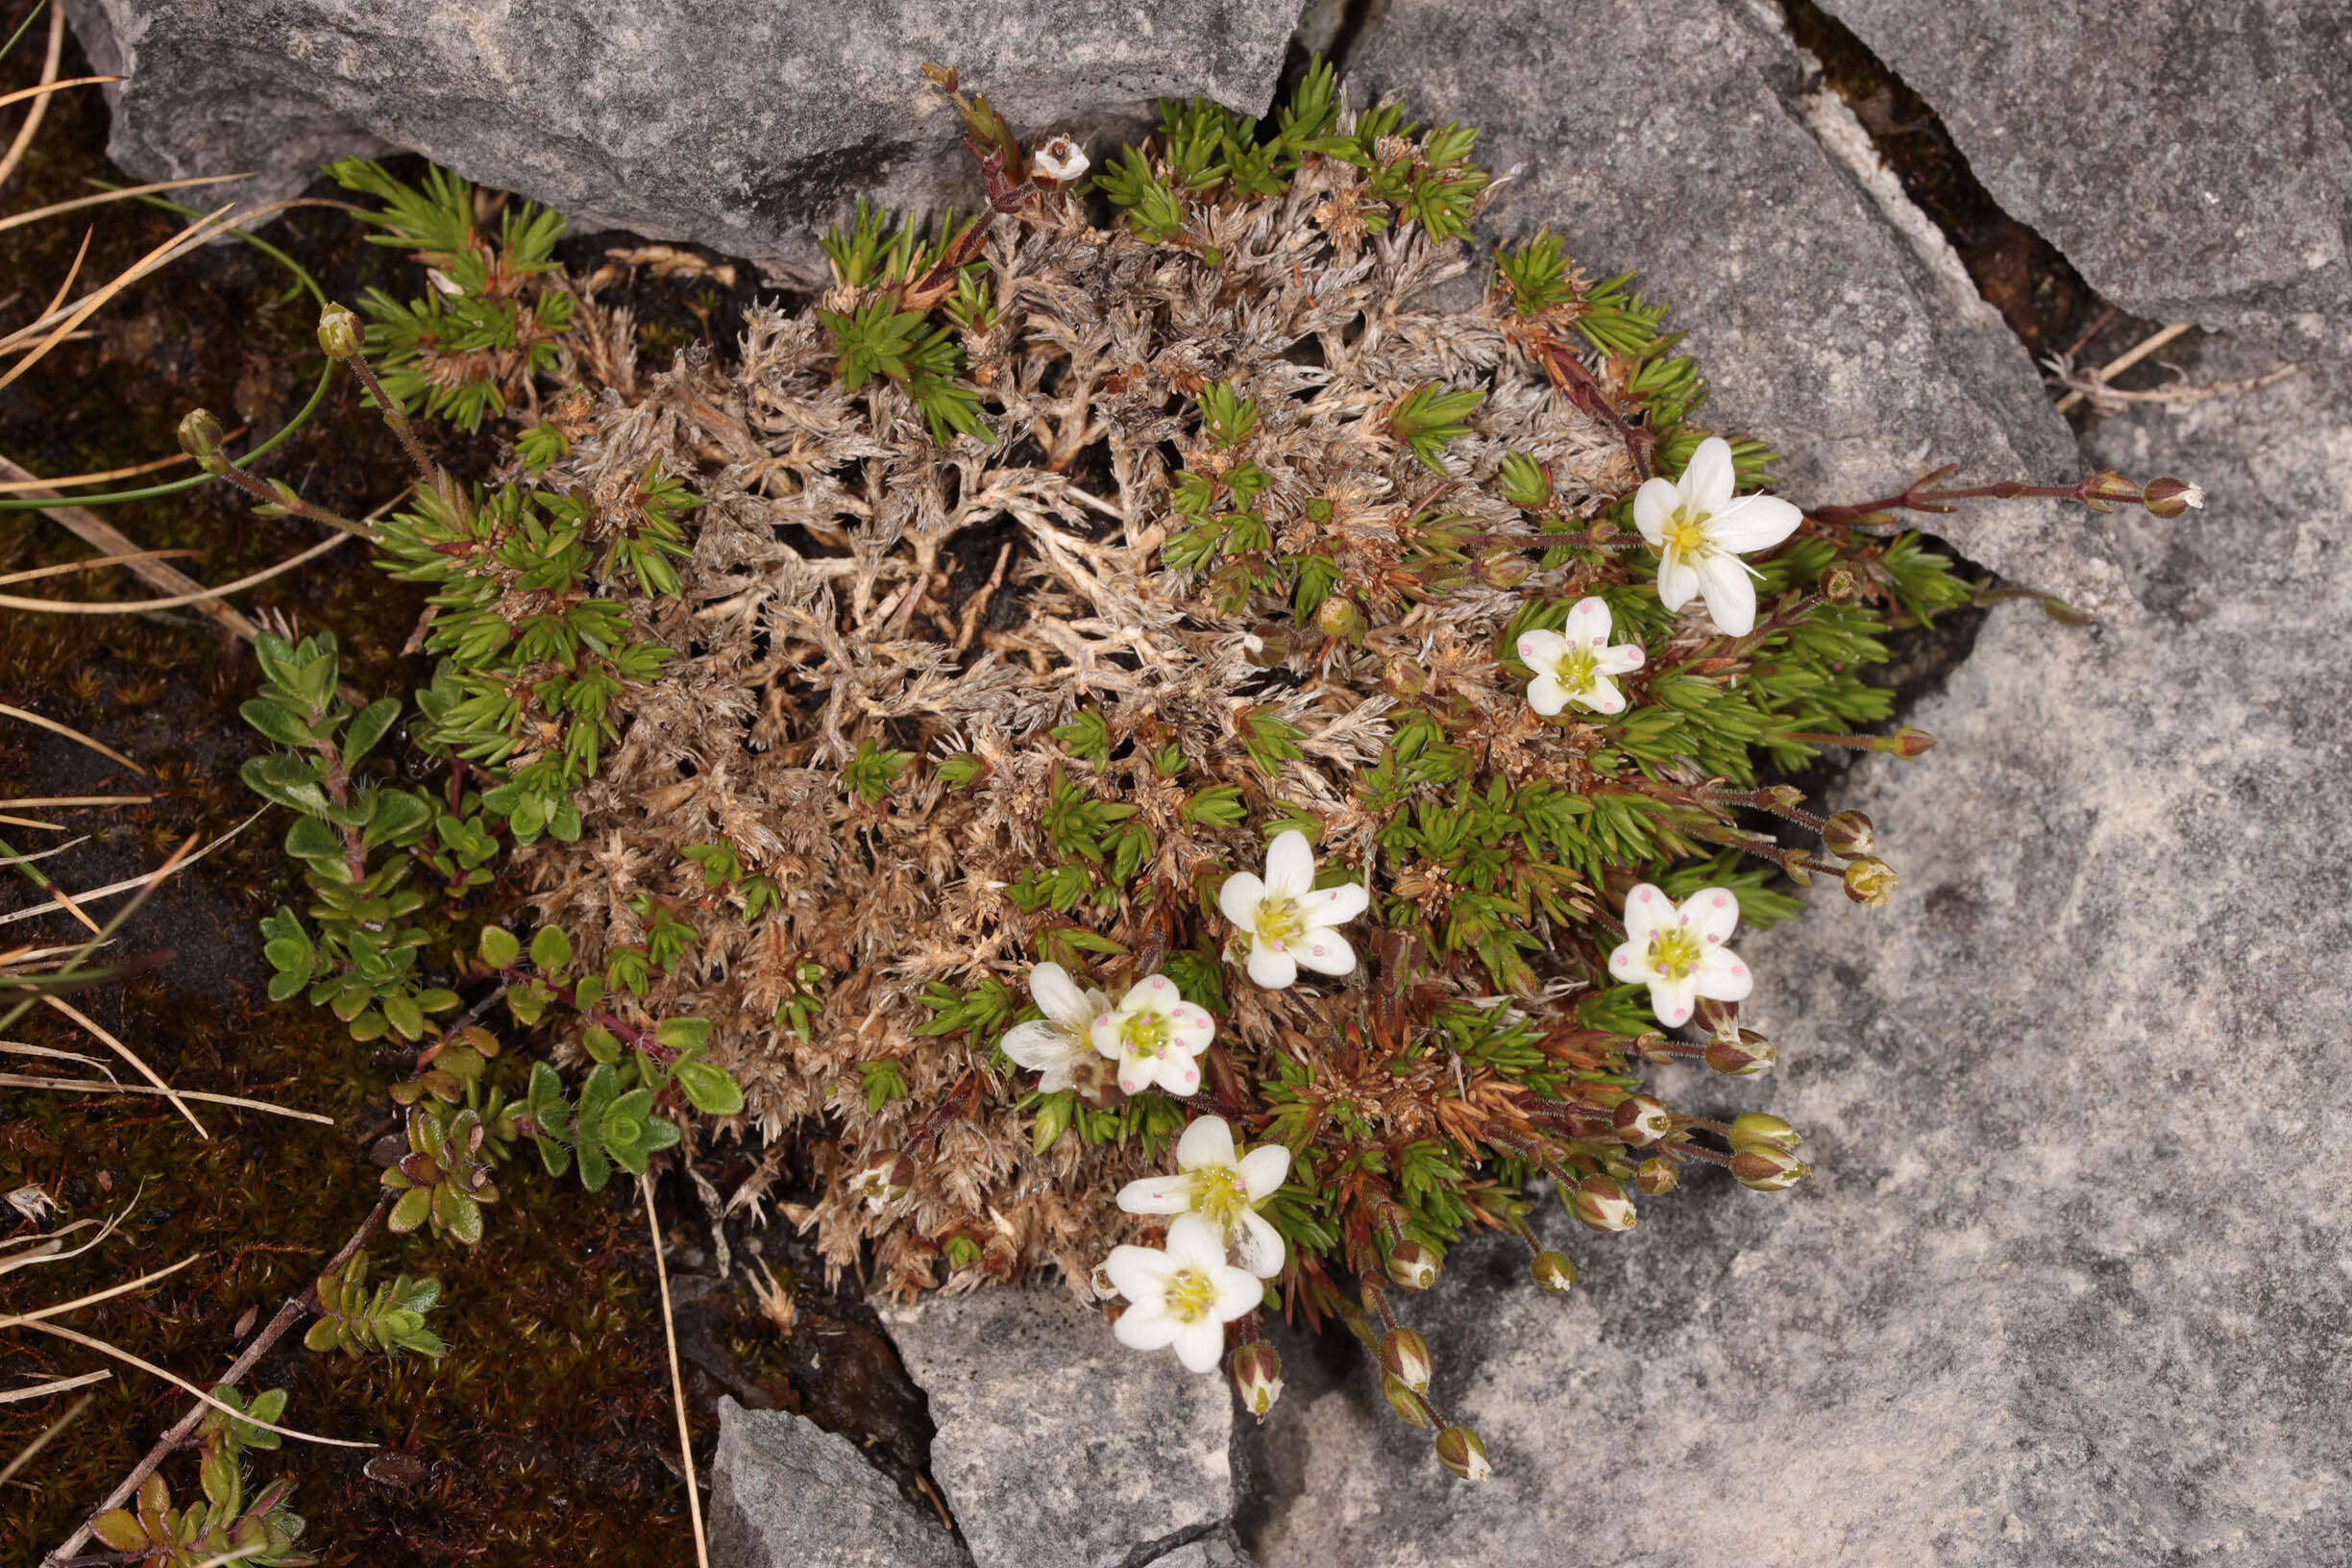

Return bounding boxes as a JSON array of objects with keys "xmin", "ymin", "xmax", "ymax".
[
  {"xmin": 1807, "ymin": 464, "xmax": 2140, "ymax": 525},
  {"xmin": 494, "ymin": 962, "xmax": 675, "ymax": 1067}
]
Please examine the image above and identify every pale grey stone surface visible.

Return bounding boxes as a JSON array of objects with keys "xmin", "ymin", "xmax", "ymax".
[
  {"xmin": 880, "ymin": 1287, "xmax": 1237, "ymax": 1568},
  {"xmin": 59, "ymin": 0, "xmax": 1301, "ymax": 277},
  {"xmin": 1242, "ymin": 326, "xmax": 2352, "ymax": 1563},
  {"xmin": 1822, "ymin": 0, "xmax": 2352, "ymax": 326},
  {"xmin": 1347, "ymin": 0, "xmax": 2103, "ymax": 608},
  {"xmin": 707, "ymin": 1397, "xmax": 968, "ymax": 1568}
]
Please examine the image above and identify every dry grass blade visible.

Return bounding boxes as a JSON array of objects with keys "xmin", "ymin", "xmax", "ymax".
[
  {"xmin": 2053, "ymin": 322, "xmax": 2194, "ymax": 414},
  {"xmin": 645, "ymin": 1177, "xmax": 711, "ymax": 1568},
  {"xmin": 0, "ymin": 453, "xmax": 195, "ymax": 495},
  {"xmin": 0, "ymin": 172, "xmax": 249, "ymax": 239},
  {"xmin": 0, "ymin": 1072, "xmax": 335, "ymax": 1124},
  {"xmin": 0, "ymin": 1370, "xmax": 109, "ymax": 1406},
  {"xmin": 14, "ymin": 1320, "xmax": 374, "ymax": 1448},
  {"xmin": 0, "ymin": 201, "xmax": 238, "ymax": 386},
  {"xmin": 0, "ymin": 1253, "xmax": 198, "ymax": 1330},
  {"xmin": 0, "ymin": 551, "xmax": 198, "ymax": 585},
  {"xmin": 0, "ymin": 528, "xmax": 353, "ymax": 614},
  {"xmin": 34, "ymin": 220, "xmax": 91, "ymax": 332},
  {"xmin": 0, "ymin": 796, "xmax": 149, "ymax": 808},
  {"xmin": 0, "ymin": 0, "xmax": 62, "ymax": 191},
  {"xmin": 0, "ymin": 814, "xmax": 66, "ymax": 831},
  {"xmin": 0, "ymin": 454, "xmax": 264, "ymax": 644},
  {"xmin": 0, "ymin": 1390, "xmax": 97, "ymax": 1486},
  {"xmin": 0, "ymin": 701, "xmax": 143, "ymax": 773},
  {"xmin": 0, "ymin": 1192, "xmax": 138, "ymax": 1278},
  {"xmin": 0, "ymin": 813, "xmax": 254, "ymax": 932},
  {"xmin": 0, "ymin": 74, "xmax": 115, "ymax": 112},
  {"xmin": 38, "ymin": 994, "xmax": 207, "ymax": 1137},
  {"xmin": 0, "ymin": 1038, "xmax": 113, "ymax": 1072}
]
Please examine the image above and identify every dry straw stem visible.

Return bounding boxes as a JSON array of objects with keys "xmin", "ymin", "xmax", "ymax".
[
  {"xmin": 0, "ymin": 810, "xmax": 257, "ymax": 929},
  {"xmin": 0, "ymin": 452, "xmax": 197, "ymax": 493},
  {"xmin": 0, "ymin": 551, "xmax": 200, "ymax": 583},
  {"xmin": 0, "ymin": 0, "xmax": 65, "ymax": 189},
  {"xmin": 645, "ymin": 1177, "xmax": 711, "ymax": 1568},
  {"xmin": 0, "ymin": 1071, "xmax": 335, "ymax": 1123},
  {"xmin": 0, "ymin": 700, "xmax": 145, "ymax": 773},
  {"xmin": 2052, "ymin": 322, "xmax": 2193, "ymax": 414},
  {"xmin": 0, "ymin": 1252, "xmax": 200, "ymax": 1330},
  {"xmin": 37, "ymin": 993, "xmax": 208, "ymax": 1135},
  {"xmin": 14, "ymin": 1320, "xmax": 369, "ymax": 1447},
  {"xmin": 0, "ymin": 456, "xmax": 264, "ymax": 642},
  {"xmin": 0, "ymin": 529, "xmax": 355, "ymax": 614}
]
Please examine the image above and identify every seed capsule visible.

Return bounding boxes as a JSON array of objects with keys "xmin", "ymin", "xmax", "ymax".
[
  {"xmin": 1703, "ymin": 1030, "xmax": 1775, "ymax": 1077},
  {"xmin": 1530, "ymin": 1250, "xmax": 1577, "ymax": 1293},
  {"xmin": 1727, "ymin": 1113, "xmax": 1802, "ymax": 1153},
  {"xmin": 1570, "ymin": 1174, "xmax": 1636, "ymax": 1233},
  {"xmin": 1434, "ymin": 1425, "xmax": 1491, "ymax": 1482},
  {"xmin": 1821, "ymin": 810, "xmax": 1876, "ymax": 858},
  {"xmin": 1611, "ymin": 1093, "xmax": 1672, "ymax": 1146},
  {"xmin": 2140, "ymin": 477, "xmax": 2205, "ymax": 518},
  {"xmin": 1385, "ymin": 1239, "xmax": 1440, "ymax": 1292},
  {"xmin": 1730, "ymin": 1144, "xmax": 1810, "ymax": 1191},
  {"xmin": 1378, "ymin": 1327, "xmax": 1434, "ymax": 1393},
  {"xmin": 1635, "ymin": 1156, "xmax": 1679, "ymax": 1195},
  {"xmin": 1844, "ymin": 855, "xmax": 1899, "ymax": 907},
  {"xmin": 1229, "ymin": 1341, "xmax": 1284, "ymax": 1420}
]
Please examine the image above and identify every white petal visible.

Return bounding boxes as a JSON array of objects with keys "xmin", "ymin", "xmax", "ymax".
[
  {"xmin": 1218, "ymin": 870, "xmax": 1268, "ymax": 928},
  {"xmin": 1164, "ymin": 1214, "xmax": 1226, "ymax": 1270},
  {"xmin": 1695, "ymin": 946, "xmax": 1753, "ymax": 1002},
  {"xmin": 1235, "ymin": 1210, "xmax": 1287, "ymax": 1279},
  {"xmin": 1681, "ymin": 886, "xmax": 1742, "ymax": 946},
  {"xmin": 1527, "ymin": 674, "xmax": 1569, "ymax": 717},
  {"xmin": 1117, "ymin": 1174, "xmax": 1195, "ymax": 1215},
  {"xmin": 1649, "ymin": 974, "xmax": 1699, "ymax": 1027},
  {"xmin": 1632, "ymin": 477, "xmax": 1681, "ymax": 545},
  {"xmin": 1692, "ymin": 551, "xmax": 1758, "ymax": 637},
  {"xmin": 1090, "ymin": 1014, "xmax": 1124, "ymax": 1060},
  {"xmin": 1171, "ymin": 1317, "xmax": 1226, "ymax": 1373},
  {"xmin": 1596, "ymin": 642, "xmax": 1645, "ymax": 674},
  {"xmin": 1563, "ymin": 596, "xmax": 1612, "ymax": 647},
  {"xmin": 1176, "ymin": 1115, "xmax": 1237, "ymax": 1171},
  {"xmin": 1237, "ymin": 1143, "xmax": 1291, "ymax": 1200},
  {"xmin": 1035, "ymin": 1062, "xmax": 1076, "ymax": 1093},
  {"xmin": 1213, "ymin": 1261, "xmax": 1267, "ymax": 1319},
  {"xmin": 1122, "ymin": 974, "xmax": 1178, "ymax": 1015},
  {"xmin": 1607, "ymin": 938, "xmax": 1650, "ymax": 981},
  {"xmin": 1116, "ymin": 1051, "xmax": 1154, "ymax": 1095},
  {"xmin": 1158, "ymin": 1051, "xmax": 1203, "ymax": 1096},
  {"xmin": 1302, "ymin": 882, "xmax": 1368, "ymax": 929},
  {"xmin": 1704, "ymin": 493, "xmax": 1802, "ymax": 553},
  {"xmin": 1293, "ymin": 928, "xmax": 1356, "ymax": 976},
  {"xmin": 1515, "ymin": 628, "xmax": 1568, "ymax": 667},
  {"xmin": 1680, "ymin": 435, "xmax": 1736, "ymax": 515},
  {"xmin": 1264, "ymin": 830, "xmax": 1315, "ymax": 898},
  {"xmin": 1657, "ymin": 551, "xmax": 1700, "ymax": 613},
  {"xmin": 1102, "ymin": 1243, "xmax": 1171, "ymax": 1303},
  {"xmin": 1578, "ymin": 674, "xmax": 1626, "ymax": 715},
  {"xmin": 1168, "ymin": 1003, "xmax": 1216, "ymax": 1052},
  {"xmin": 1001, "ymin": 1019, "xmax": 1074, "ymax": 1072},
  {"xmin": 1246, "ymin": 943, "xmax": 1298, "ymax": 991},
  {"xmin": 1621, "ymin": 882, "xmax": 1672, "ymax": 942},
  {"xmin": 1115, "ymin": 1303, "xmax": 1181, "ymax": 1352},
  {"xmin": 1028, "ymin": 962, "xmax": 1091, "ymax": 1031}
]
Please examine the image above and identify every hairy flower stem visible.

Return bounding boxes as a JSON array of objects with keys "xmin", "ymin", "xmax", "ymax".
[
  {"xmin": 345, "ymin": 353, "xmax": 447, "ymax": 497},
  {"xmin": 202, "ymin": 455, "xmax": 381, "ymax": 543},
  {"xmin": 1807, "ymin": 464, "xmax": 2143, "ymax": 524}
]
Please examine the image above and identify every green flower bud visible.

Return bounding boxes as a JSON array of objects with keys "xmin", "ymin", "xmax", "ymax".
[
  {"xmin": 1635, "ymin": 1155, "xmax": 1679, "ymax": 1195},
  {"xmin": 1383, "ymin": 1372, "xmax": 1433, "ymax": 1428},
  {"xmin": 1730, "ymin": 1143, "xmax": 1810, "ymax": 1191},
  {"xmin": 1703, "ymin": 1030, "xmax": 1775, "ymax": 1077},
  {"xmin": 1570, "ymin": 1173, "xmax": 1636, "ymax": 1233},
  {"xmin": 1843, "ymin": 855, "xmax": 1899, "ymax": 907},
  {"xmin": 2083, "ymin": 468, "xmax": 2138, "ymax": 513},
  {"xmin": 1379, "ymin": 1326, "xmax": 1434, "ymax": 1392},
  {"xmin": 1383, "ymin": 654, "xmax": 1429, "ymax": 698},
  {"xmin": 1230, "ymin": 1341, "xmax": 1284, "ymax": 1420},
  {"xmin": 1611, "ymin": 1093, "xmax": 1671, "ymax": 1146},
  {"xmin": 1727, "ymin": 1113, "xmax": 1802, "ymax": 1154},
  {"xmin": 1313, "ymin": 593, "xmax": 1368, "ymax": 643},
  {"xmin": 176, "ymin": 407, "xmax": 226, "ymax": 463},
  {"xmin": 317, "ymin": 302, "xmax": 364, "ymax": 360},
  {"xmin": 1385, "ymin": 1239, "xmax": 1440, "ymax": 1292},
  {"xmin": 1530, "ymin": 1250, "xmax": 1577, "ymax": 1292},
  {"xmin": 1875, "ymin": 725, "xmax": 1936, "ymax": 758},
  {"xmin": 1434, "ymin": 1425, "xmax": 1491, "ymax": 1482},
  {"xmin": 1821, "ymin": 810, "xmax": 1876, "ymax": 857},
  {"xmin": 2140, "ymin": 477, "xmax": 2205, "ymax": 519}
]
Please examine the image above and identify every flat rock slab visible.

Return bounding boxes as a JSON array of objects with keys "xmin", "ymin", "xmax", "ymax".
[
  {"xmin": 881, "ymin": 1286, "xmax": 1237, "ymax": 1568},
  {"xmin": 1822, "ymin": 0, "xmax": 2352, "ymax": 326},
  {"xmin": 1245, "ymin": 324, "xmax": 2352, "ymax": 1562},
  {"xmin": 60, "ymin": 0, "xmax": 1300, "ymax": 275},
  {"xmin": 1348, "ymin": 0, "xmax": 2102, "ymax": 607},
  {"xmin": 707, "ymin": 1398, "xmax": 968, "ymax": 1568}
]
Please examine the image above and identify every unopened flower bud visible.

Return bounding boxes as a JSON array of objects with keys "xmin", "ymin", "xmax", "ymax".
[
  {"xmin": 1385, "ymin": 1239, "xmax": 1440, "ymax": 1292},
  {"xmin": 1821, "ymin": 810, "xmax": 1875, "ymax": 857},
  {"xmin": 1530, "ymin": 1250, "xmax": 1577, "ymax": 1292},
  {"xmin": 176, "ymin": 407, "xmax": 226, "ymax": 463},
  {"xmin": 1611, "ymin": 1093, "xmax": 1671, "ymax": 1146},
  {"xmin": 1241, "ymin": 625, "xmax": 1295, "ymax": 670},
  {"xmin": 1730, "ymin": 1143, "xmax": 1810, "ymax": 1190},
  {"xmin": 1478, "ymin": 550, "xmax": 1533, "ymax": 589},
  {"xmin": 1382, "ymin": 1372, "xmax": 1433, "ymax": 1428},
  {"xmin": 316, "ymin": 302, "xmax": 364, "ymax": 361},
  {"xmin": 1570, "ymin": 1173, "xmax": 1636, "ymax": 1233},
  {"xmin": 1434, "ymin": 1425, "xmax": 1491, "ymax": 1482},
  {"xmin": 1821, "ymin": 564, "xmax": 1859, "ymax": 601},
  {"xmin": 1313, "ymin": 593, "xmax": 1368, "ymax": 643},
  {"xmin": 1695, "ymin": 996, "xmax": 1739, "ymax": 1039},
  {"xmin": 846, "ymin": 1149, "xmax": 914, "ymax": 1211},
  {"xmin": 1230, "ymin": 1341, "xmax": 1284, "ymax": 1419},
  {"xmin": 1875, "ymin": 726, "xmax": 1936, "ymax": 758},
  {"xmin": 1090, "ymin": 1262, "xmax": 1119, "ymax": 1300},
  {"xmin": 2140, "ymin": 477, "xmax": 2204, "ymax": 518},
  {"xmin": 1703, "ymin": 1030, "xmax": 1775, "ymax": 1077},
  {"xmin": 1635, "ymin": 1156, "xmax": 1679, "ymax": 1195},
  {"xmin": 2083, "ymin": 468, "xmax": 2137, "ymax": 513},
  {"xmin": 1379, "ymin": 1327, "xmax": 1434, "ymax": 1392},
  {"xmin": 1727, "ymin": 1113, "xmax": 1802, "ymax": 1154},
  {"xmin": 1383, "ymin": 654, "xmax": 1430, "ymax": 698},
  {"xmin": 1843, "ymin": 855, "xmax": 1899, "ymax": 907}
]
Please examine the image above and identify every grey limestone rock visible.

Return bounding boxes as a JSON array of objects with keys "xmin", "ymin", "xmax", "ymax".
[
  {"xmin": 707, "ymin": 1397, "xmax": 968, "ymax": 1568},
  {"xmin": 1820, "ymin": 0, "xmax": 2352, "ymax": 327},
  {"xmin": 1347, "ymin": 0, "xmax": 2105, "ymax": 607},
  {"xmin": 880, "ymin": 1286, "xmax": 1238, "ymax": 1568},
  {"xmin": 59, "ymin": 0, "xmax": 1303, "ymax": 277},
  {"xmin": 1243, "ymin": 325, "xmax": 2352, "ymax": 1563}
]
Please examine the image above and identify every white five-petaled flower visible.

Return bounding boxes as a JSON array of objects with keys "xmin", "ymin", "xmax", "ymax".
[
  {"xmin": 1102, "ymin": 1213, "xmax": 1265, "ymax": 1374},
  {"xmin": 1090, "ymin": 974, "xmax": 1216, "ymax": 1096},
  {"xmin": 1607, "ymin": 882, "xmax": 1754, "ymax": 1028},
  {"xmin": 1633, "ymin": 435, "xmax": 1802, "ymax": 637},
  {"xmin": 1219, "ymin": 830, "xmax": 1369, "ymax": 991},
  {"xmin": 1029, "ymin": 135, "xmax": 1090, "ymax": 184},
  {"xmin": 1117, "ymin": 1115, "xmax": 1293, "ymax": 1279},
  {"xmin": 1515, "ymin": 597, "xmax": 1646, "ymax": 717},
  {"xmin": 1000, "ymin": 961, "xmax": 1114, "ymax": 1093}
]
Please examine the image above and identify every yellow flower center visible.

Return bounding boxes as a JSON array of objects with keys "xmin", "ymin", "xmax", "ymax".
[
  {"xmin": 1648, "ymin": 927, "xmax": 1703, "ymax": 979},
  {"xmin": 1165, "ymin": 1265, "xmax": 1217, "ymax": 1322},
  {"xmin": 1254, "ymin": 896, "xmax": 1305, "ymax": 946},
  {"xmin": 1662, "ymin": 509, "xmax": 1712, "ymax": 556},
  {"xmin": 1120, "ymin": 1009, "xmax": 1171, "ymax": 1057},
  {"xmin": 1551, "ymin": 645, "xmax": 1601, "ymax": 694},
  {"xmin": 1192, "ymin": 1166, "xmax": 1251, "ymax": 1227}
]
